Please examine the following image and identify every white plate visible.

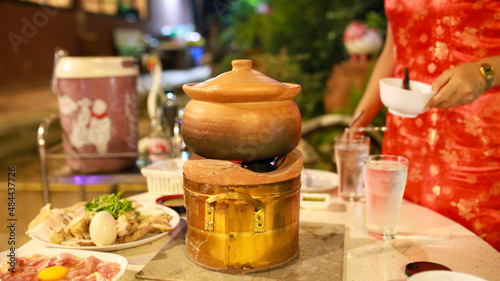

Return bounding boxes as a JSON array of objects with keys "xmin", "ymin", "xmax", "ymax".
[
  {"xmin": 407, "ymin": 270, "xmax": 488, "ymax": 281},
  {"xmin": 301, "ymin": 169, "xmax": 339, "ymax": 193},
  {"xmin": 0, "ymin": 247, "xmax": 127, "ymax": 281},
  {"xmin": 29, "ymin": 205, "xmax": 180, "ymax": 252}
]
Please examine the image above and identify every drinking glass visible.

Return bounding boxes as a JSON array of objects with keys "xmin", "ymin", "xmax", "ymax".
[
  {"xmin": 363, "ymin": 154, "xmax": 409, "ymax": 240},
  {"xmin": 334, "ymin": 135, "xmax": 370, "ymax": 201}
]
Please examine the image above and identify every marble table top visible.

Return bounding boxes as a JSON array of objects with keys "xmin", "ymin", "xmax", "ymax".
[
  {"xmin": 136, "ymin": 220, "xmax": 344, "ymax": 281},
  {"xmin": 20, "ymin": 192, "xmax": 500, "ymax": 281}
]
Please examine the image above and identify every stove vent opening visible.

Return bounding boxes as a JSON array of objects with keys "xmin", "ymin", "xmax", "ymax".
[{"xmin": 235, "ymin": 155, "xmax": 287, "ymax": 173}]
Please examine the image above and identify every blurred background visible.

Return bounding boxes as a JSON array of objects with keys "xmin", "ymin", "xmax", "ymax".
[{"xmin": 0, "ymin": 0, "xmax": 388, "ymax": 246}]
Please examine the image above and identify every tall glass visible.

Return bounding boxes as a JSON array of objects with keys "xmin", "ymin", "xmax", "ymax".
[
  {"xmin": 334, "ymin": 135, "xmax": 370, "ymax": 201},
  {"xmin": 363, "ymin": 155, "xmax": 409, "ymax": 240}
]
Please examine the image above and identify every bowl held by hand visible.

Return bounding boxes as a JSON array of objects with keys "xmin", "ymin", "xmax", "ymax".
[{"xmin": 379, "ymin": 78, "xmax": 434, "ymax": 118}]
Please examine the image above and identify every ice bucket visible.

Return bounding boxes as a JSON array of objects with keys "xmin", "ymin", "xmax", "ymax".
[{"xmin": 55, "ymin": 56, "xmax": 139, "ymax": 173}]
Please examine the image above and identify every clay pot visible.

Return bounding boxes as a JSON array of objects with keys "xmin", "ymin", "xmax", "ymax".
[{"xmin": 182, "ymin": 59, "xmax": 302, "ymax": 161}]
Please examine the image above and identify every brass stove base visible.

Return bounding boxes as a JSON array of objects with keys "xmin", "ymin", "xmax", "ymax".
[{"xmin": 182, "ymin": 149, "xmax": 303, "ymax": 275}]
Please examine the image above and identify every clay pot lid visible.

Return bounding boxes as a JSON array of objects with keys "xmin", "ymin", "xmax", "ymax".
[{"xmin": 182, "ymin": 59, "xmax": 301, "ymax": 103}]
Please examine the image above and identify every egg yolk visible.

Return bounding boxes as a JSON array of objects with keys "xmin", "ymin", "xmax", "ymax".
[{"xmin": 37, "ymin": 266, "xmax": 69, "ymax": 280}]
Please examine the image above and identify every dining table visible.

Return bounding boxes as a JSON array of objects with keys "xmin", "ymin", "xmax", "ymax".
[{"xmin": 19, "ymin": 189, "xmax": 500, "ymax": 281}]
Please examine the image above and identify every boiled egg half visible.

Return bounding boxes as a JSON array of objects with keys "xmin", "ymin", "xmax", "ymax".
[{"xmin": 89, "ymin": 211, "xmax": 118, "ymax": 246}]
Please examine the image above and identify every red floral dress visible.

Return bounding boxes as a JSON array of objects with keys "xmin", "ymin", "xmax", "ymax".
[{"xmin": 384, "ymin": 0, "xmax": 500, "ymax": 251}]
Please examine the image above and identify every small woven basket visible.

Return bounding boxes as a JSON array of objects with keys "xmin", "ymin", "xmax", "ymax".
[{"xmin": 141, "ymin": 158, "xmax": 186, "ymax": 197}]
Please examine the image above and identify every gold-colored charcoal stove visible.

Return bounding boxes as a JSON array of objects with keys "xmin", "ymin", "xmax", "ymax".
[
  {"xmin": 183, "ymin": 150, "xmax": 302, "ymax": 273},
  {"xmin": 181, "ymin": 59, "xmax": 303, "ymax": 273}
]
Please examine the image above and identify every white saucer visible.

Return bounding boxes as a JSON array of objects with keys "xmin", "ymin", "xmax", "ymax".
[{"xmin": 301, "ymin": 169, "xmax": 339, "ymax": 193}]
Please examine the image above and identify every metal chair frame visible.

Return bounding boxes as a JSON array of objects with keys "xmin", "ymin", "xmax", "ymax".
[
  {"xmin": 300, "ymin": 114, "xmax": 386, "ymax": 169},
  {"xmin": 37, "ymin": 114, "xmax": 146, "ymax": 205}
]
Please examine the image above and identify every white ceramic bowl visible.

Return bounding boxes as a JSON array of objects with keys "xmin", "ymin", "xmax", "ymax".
[{"xmin": 379, "ymin": 78, "xmax": 434, "ymax": 118}]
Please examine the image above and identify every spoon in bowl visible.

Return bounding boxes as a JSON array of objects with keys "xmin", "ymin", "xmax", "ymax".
[{"xmin": 403, "ymin": 66, "xmax": 411, "ymax": 90}]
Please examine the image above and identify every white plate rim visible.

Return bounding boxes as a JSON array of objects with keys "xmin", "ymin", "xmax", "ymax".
[
  {"xmin": 0, "ymin": 247, "xmax": 127, "ymax": 281},
  {"xmin": 301, "ymin": 169, "xmax": 339, "ymax": 193},
  {"xmin": 28, "ymin": 204, "xmax": 180, "ymax": 252},
  {"xmin": 407, "ymin": 270, "xmax": 488, "ymax": 281}
]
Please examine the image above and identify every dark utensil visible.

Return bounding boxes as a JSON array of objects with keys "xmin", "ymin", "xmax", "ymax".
[
  {"xmin": 403, "ymin": 66, "xmax": 411, "ymax": 90},
  {"xmin": 405, "ymin": 261, "xmax": 452, "ymax": 277},
  {"xmin": 342, "ymin": 110, "xmax": 365, "ymax": 140}
]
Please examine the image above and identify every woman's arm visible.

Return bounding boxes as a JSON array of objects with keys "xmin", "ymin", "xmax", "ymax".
[
  {"xmin": 426, "ymin": 55, "xmax": 500, "ymax": 109},
  {"xmin": 350, "ymin": 24, "xmax": 395, "ymax": 129}
]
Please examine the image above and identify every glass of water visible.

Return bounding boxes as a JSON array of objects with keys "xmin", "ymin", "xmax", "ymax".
[
  {"xmin": 334, "ymin": 135, "xmax": 370, "ymax": 201},
  {"xmin": 363, "ymin": 154, "xmax": 409, "ymax": 241}
]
